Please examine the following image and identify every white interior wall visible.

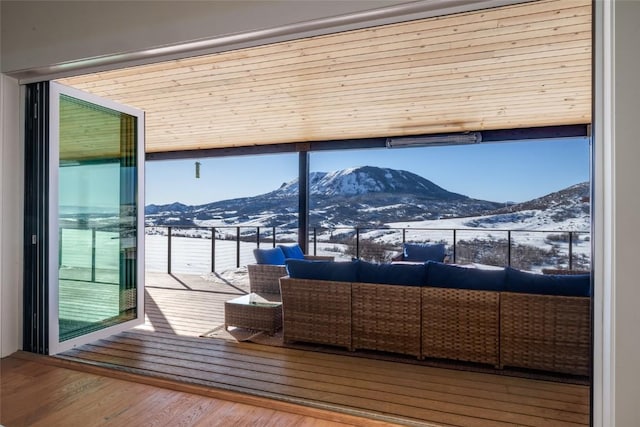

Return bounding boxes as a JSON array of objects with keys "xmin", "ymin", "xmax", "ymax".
[
  {"xmin": 0, "ymin": 74, "xmax": 22, "ymax": 358},
  {"xmin": 610, "ymin": 1, "xmax": 640, "ymax": 425}
]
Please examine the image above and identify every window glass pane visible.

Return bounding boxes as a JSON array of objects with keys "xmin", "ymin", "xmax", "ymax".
[{"xmin": 58, "ymin": 94, "xmax": 138, "ymax": 341}]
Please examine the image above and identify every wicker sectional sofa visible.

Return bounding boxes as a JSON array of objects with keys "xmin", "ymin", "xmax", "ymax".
[{"xmin": 279, "ymin": 259, "xmax": 592, "ymax": 376}]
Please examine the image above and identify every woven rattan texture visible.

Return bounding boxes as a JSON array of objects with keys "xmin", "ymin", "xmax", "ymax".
[
  {"xmin": 500, "ymin": 292, "xmax": 591, "ymax": 376},
  {"xmin": 280, "ymin": 277, "xmax": 352, "ymax": 350},
  {"xmin": 248, "ymin": 264, "xmax": 287, "ymax": 294},
  {"xmin": 352, "ymin": 283, "xmax": 421, "ymax": 357},
  {"xmin": 422, "ymin": 287, "xmax": 500, "ymax": 366}
]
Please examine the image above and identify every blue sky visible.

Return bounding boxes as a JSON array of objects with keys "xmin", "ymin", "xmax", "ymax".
[{"xmin": 145, "ymin": 137, "xmax": 590, "ymax": 206}]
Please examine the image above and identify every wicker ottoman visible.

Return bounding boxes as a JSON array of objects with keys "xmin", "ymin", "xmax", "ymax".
[{"xmin": 224, "ymin": 293, "xmax": 282, "ymax": 335}]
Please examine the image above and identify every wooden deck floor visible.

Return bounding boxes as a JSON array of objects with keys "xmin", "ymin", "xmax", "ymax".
[
  {"xmin": 56, "ymin": 272, "xmax": 591, "ymax": 427},
  {"xmin": 0, "ymin": 353, "xmax": 370, "ymax": 427}
]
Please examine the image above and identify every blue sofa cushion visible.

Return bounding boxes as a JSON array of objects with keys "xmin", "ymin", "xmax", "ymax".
[
  {"xmin": 285, "ymin": 259, "xmax": 358, "ymax": 282},
  {"xmin": 253, "ymin": 247, "xmax": 286, "ymax": 265},
  {"xmin": 403, "ymin": 242, "xmax": 446, "ymax": 262},
  {"xmin": 505, "ymin": 267, "xmax": 591, "ymax": 297},
  {"xmin": 357, "ymin": 260, "xmax": 426, "ymax": 287},
  {"xmin": 426, "ymin": 261, "xmax": 506, "ymax": 291},
  {"xmin": 278, "ymin": 243, "xmax": 305, "ymax": 260}
]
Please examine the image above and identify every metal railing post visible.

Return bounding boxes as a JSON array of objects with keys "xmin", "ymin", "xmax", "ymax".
[
  {"xmin": 402, "ymin": 228, "xmax": 406, "ymax": 245},
  {"xmin": 452, "ymin": 229, "xmax": 457, "ymax": 264},
  {"xmin": 91, "ymin": 228, "xmax": 96, "ymax": 282},
  {"xmin": 211, "ymin": 227, "xmax": 216, "ymax": 273},
  {"xmin": 569, "ymin": 231, "xmax": 574, "ymax": 270},
  {"xmin": 236, "ymin": 227, "xmax": 241, "ymax": 268},
  {"xmin": 167, "ymin": 226, "xmax": 172, "ymax": 274},
  {"xmin": 507, "ymin": 230, "xmax": 512, "ymax": 267},
  {"xmin": 272, "ymin": 226, "xmax": 276, "ymax": 248},
  {"xmin": 313, "ymin": 227, "xmax": 317, "ymax": 255},
  {"xmin": 257, "ymin": 226, "xmax": 261, "ymax": 248},
  {"xmin": 356, "ymin": 227, "xmax": 360, "ymax": 259}
]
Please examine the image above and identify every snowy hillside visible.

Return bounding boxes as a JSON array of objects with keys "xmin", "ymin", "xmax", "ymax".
[{"xmin": 145, "ymin": 166, "xmax": 502, "ymax": 228}]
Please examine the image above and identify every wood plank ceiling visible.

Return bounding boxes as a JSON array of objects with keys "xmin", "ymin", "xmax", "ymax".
[{"xmin": 58, "ymin": 0, "xmax": 591, "ymax": 156}]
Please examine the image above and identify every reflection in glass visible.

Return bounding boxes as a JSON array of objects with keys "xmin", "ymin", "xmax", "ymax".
[{"xmin": 58, "ymin": 95, "xmax": 137, "ymax": 341}]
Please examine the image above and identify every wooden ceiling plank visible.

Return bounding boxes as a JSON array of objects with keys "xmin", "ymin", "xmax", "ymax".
[
  {"xmin": 70, "ymin": 26, "xmax": 590, "ymax": 97},
  {"xmin": 145, "ymin": 93, "xmax": 592, "ymax": 136},
  {"xmin": 64, "ymin": 11, "xmax": 590, "ymax": 91},
  {"xmin": 141, "ymin": 79, "xmax": 591, "ymax": 121},
  {"xmin": 139, "ymin": 70, "xmax": 591, "ymax": 112},
  {"xmin": 96, "ymin": 56, "xmax": 592, "ymax": 107},
  {"xmin": 72, "ymin": 37, "xmax": 590, "ymax": 105},
  {"xmin": 60, "ymin": 0, "xmax": 588, "ymax": 85}
]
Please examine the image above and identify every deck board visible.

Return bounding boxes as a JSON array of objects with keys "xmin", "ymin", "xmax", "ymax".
[
  {"xmin": 56, "ymin": 272, "xmax": 590, "ymax": 427},
  {"xmin": 0, "ymin": 356, "xmax": 361, "ymax": 427}
]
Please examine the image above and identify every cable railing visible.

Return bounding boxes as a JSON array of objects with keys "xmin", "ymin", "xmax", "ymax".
[
  {"xmin": 144, "ymin": 225, "xmax": 590, "ymax": 274},
  {"xmin": 57, "ymin": 225, "xmax": 591, "ymax": 279}
]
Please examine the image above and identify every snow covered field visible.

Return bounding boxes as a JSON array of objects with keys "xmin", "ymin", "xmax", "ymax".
[{"xmin": 59, "ymin": 210, "xmax": 591, "ymax": 278}]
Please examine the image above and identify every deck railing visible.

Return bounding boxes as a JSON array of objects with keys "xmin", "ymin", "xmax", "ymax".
[
  {"xmin": 57, "ymin": 225, "xmax": 590, "ymax": 278},
  {"xmin": 142, "ymin": 225, "xmax": 590, "ymax": 274}
]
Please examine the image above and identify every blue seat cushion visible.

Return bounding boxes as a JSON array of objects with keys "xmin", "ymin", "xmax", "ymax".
[
  {"xmin": 403, "ymin": 242, "xmax": 446, "ymax": 262},
  {"xmin": 285, "ymin": 259, "xmax": 358, "ymax": 282},
  {"xmin": 505, "ymin": 267, "xmax": 591, "ymax": 297},
  {"xmin": 277, "ymin": 243, "xmax": 305, "ymax": 260},
  {"xmin": 357, "ymin": 260, "xmax": 426, "ymax": 286},
  {"xmin": 253, "ymin": 247, "xmax": 286, "ymax": 265},
  {"xmin": 426, "ymin": 261, "xmax": 506, "ymax": 291}
]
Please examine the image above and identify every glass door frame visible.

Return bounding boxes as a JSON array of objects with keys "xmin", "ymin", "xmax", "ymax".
[{"xmin": 47, "ymin": 82, "xmax": 146, "ymax": 355}]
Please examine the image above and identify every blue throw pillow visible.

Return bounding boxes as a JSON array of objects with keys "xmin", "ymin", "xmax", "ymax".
[
  {"xmin": 357, "ymin": 260, "xmax": 426, "ymax": 286},
  {"xmin": 285, "ymin": 259, "xmax": 358, "ymax": 282},
  {"xmin": 403, "ymin": 243, "xmax": 446, "ymax": 262},
  {"xmin": 278, "ymin": 244, "xmax": 305, "ymax": 260},
  {"xmin": 253, "ymin": 247, "xmax": 286, "ymax": 265},
  {"xmin": 426, "ymin": 261, "xmax": 506, "ymax": 291},
  {"xmin": 505, "ymin": 267, "xmax": 591, "ymax": 297}
]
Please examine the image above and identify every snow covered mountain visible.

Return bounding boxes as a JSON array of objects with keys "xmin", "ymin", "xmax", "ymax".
[
  {"xmin": 145, "ymin": 166, "xmax": 501, "ymax": 227},
  {"xmin": 144, "ymin": 166, "xmax": 588, "ymax": 231},
  {"xmin": 274, "ymin": 166, "xmax": 466, "ymax": 199}
]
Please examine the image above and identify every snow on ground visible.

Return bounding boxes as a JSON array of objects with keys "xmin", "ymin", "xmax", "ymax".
[{"xmin": 61, "ymin": 208, "xmax": 590, "ymax": 277}]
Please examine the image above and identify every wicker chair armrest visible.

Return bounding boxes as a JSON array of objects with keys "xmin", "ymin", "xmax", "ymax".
[
  {"xmin": 303, "ymin": 255, "xmax": 334, "ymax": 261},
  {"xmin": 247, "ymin": 264, "xmax": 287, "ymax": 294}
]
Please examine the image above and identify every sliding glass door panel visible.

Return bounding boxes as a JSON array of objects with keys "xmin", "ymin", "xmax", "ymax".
[{"xmin": 49, "ymin": 82, "xmax": 145, "ymax": 354}]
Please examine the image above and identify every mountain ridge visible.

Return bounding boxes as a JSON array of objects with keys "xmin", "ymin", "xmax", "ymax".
[{"xmin": 145, "ymin": 166, "xmax": 588, "ymax": 229}]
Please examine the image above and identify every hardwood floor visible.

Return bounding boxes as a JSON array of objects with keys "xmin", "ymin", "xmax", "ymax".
[
  {"xmin": 0, "ymin": 354, "xmax": 371, "ymax": 427},
  {"xmin": 35, "ymin": 272, "xmax": 590, "ymax": 426}
]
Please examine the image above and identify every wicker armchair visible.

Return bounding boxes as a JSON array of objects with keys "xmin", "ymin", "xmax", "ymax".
[{"xmin": 247, "ymin": 254, "xmax": 334, "ymax": 294}]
